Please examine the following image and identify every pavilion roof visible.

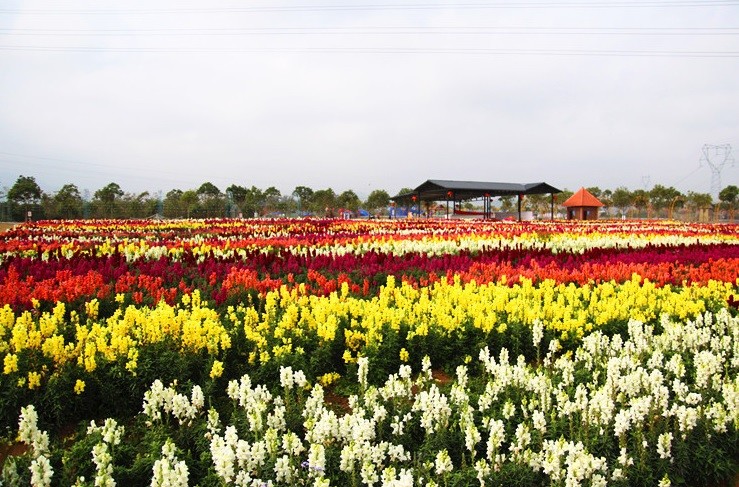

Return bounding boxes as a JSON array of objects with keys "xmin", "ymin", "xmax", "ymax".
[
  {"xmin": 562, "ymin": 187, "xmax": 604, "ymax": 207},
  {"xmin": 392, "ymin": 179, "xmax": 561, "ymax": 202}
]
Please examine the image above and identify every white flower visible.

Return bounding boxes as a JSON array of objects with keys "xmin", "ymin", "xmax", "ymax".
[
  {"xmin": 532, "ymin": 410, "xmax": 547, "ymax": 434},
  {"xmin": 474, "ymin": 459, "xmax": 491, "ymax": 486},
  {"xmin": 307, "ymin": 443, "xmax": 326, "ymax": 475},
  {"xmin": 19, "ymin": 405, "xmax": 49, "ymax": 456},
  {"xmin": 91, "ymin": 442, "xmax": 116, "ymax": 487},
  {"xmin": 360, "ymin": 459, "xmax": 379, "ymax": 486},
  {"xmin": 380, "ymin": 466, "xmax": 414, "ymax": 487},
  {"xmin": 502, "ymin": 401, "xmax": 516, "ymax": 419},
  {"xmin": 358, "ymin": 357, "xmax": 370, "ymax": 390},
  {"xmin": 532, "ymin": 320, "xmax": 544, "ymax": 349},
  {"xmin": 280, "ymin": 366, "xmax": 295, "ymax": 390},
  {"xmin": 281, "ymin": 431, "xmax": 304, "ymax": 457},
  {"xmin": 412, "ymin": 384, "xmax": 451, "ymax": 434},
  {"xmin": 434, "ymin": 450, "xmax": 453, "ymax": 476},
  {"xmin": 656, "ymin": 432, "xmax": 673, "ymax": 460},
  {"xmin": 274, "ymin": 455, "xmax": 294, "ymax": 483},
  {"xmin": 151, "ymin": 439, "xmax": 189, "ymax": 487},
  {"xmin": 29, "ymin": 455, "xmax": 54, "ymax": 487},
  {"xmin": 486, "ymin": 419, "xmax": 506, "ymax": 462}
]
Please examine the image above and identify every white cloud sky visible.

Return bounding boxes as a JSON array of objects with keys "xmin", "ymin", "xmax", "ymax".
[{"xmin": 1, "ymin": 0, "xmax": 737, "ymax": 199}]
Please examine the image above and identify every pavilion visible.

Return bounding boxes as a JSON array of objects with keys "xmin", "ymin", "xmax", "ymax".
[
  {"xmin": 390, "ymin": 179, "xmax": 562, "ymax": 221},
  {"xmin": 562, "ymin": 187, "xmax": 604, "ymax": 220}
]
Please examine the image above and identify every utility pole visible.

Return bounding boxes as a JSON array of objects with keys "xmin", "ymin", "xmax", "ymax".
[{"xmin": 700, "ymin": 144, "xmax": 734, "ymax": 201}]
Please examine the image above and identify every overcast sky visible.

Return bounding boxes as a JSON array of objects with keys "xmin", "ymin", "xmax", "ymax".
[{"xmin": 1, "ymin": 1, "xmax": 737, "ymax": 200}]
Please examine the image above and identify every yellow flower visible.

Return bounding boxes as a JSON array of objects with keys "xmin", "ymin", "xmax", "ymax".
[
  {"xmin": 27, "ymin": 371, "xmax": 41, "ymax": 390},
  {"xmin": 210, "ymin": 360, "xmax": 224, "ymax": 379},
  {"xmin": 115, "ymin": 293, "xmax": 125, "ymax": 304},
  {"xmin": 318, "ymin": 372, "xmax": 340, "ymax": 387},
  {"xmin": 259, "ymin": 350, "xmax": 271, "ymax": 364},
  {"xmin": 399, "ymin": 348, "xmax": 410, "ymax": 362},
  {"xmin": 3, "ymin": 354, "xmax": 18, "ymax": 374},
  {"xmin": 74, "ymin": 379, "xmax": 85, "ymax": 395},
  {"xmin": 85, "ymin": 299, "xmax": 99, "ymax": 320}
]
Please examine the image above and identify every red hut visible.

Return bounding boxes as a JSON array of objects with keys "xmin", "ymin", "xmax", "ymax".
[{"xmin": 562, "ymin": 187, "xmax": 604, "ymax": 220}]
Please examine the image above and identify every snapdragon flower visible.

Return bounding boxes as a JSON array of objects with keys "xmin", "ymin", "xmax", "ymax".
[
  {"xmin": 151, "ymin": 439, "xmax": 189, "ymax": 487},
  {"xmin": 434, "ymin": 449, "xmax": 453, "ymax": 476}
]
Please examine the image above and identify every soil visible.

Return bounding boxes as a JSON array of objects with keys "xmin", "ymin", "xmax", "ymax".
[
  {"xmin": 0, "ymin": 222, "xmax": 17, "ymax": 233},
  {"xmin": 0, "ymin": 441, "xmax": 28, "ymax": 466}
]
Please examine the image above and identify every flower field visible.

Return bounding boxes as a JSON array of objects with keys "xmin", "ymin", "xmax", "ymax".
[{"xmin": 0, "ymin": 218, "xmax": 738, "ymax": 486}]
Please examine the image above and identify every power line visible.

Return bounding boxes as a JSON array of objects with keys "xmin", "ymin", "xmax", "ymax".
[
  {"xmin": 1, "ymin": 1, "xmax": 739, "ymax": 14},
  {"xmin": 1, "ymin": 45, "xmax": 737, "ymax": 57},
  {"xmin": 2, "ymin": 26, "xmax": 738, "ymax": 37}
]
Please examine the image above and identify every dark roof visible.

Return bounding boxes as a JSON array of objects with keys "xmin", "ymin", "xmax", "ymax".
[{"xmin": 393, "ymin": 179, "xmax": 561, "ymax": 202}]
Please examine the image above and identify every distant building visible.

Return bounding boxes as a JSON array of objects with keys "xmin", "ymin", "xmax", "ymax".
[{"xmin": 562, "ymin": 187, "xmax": 604, "ymax": 220}]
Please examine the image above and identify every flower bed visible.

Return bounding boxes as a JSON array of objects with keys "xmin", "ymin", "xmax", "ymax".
[{"xmin": 0, "ymin": 219, "xmax": 737, "ymax": 486}]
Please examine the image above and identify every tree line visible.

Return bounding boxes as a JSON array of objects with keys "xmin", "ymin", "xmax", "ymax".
[
  {"xmin": 0, "ymin": 177, "xmax": 394, "ymax": 221},
  {"xmin": 1, "ymin": 175, "xmax": 738, "ymax": 222}
]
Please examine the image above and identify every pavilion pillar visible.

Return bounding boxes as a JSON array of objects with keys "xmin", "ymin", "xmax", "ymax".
[
  {"xmin": 550, "ymin": 193, "xmax": 555, "ymax": 220},
  {"xmin": 517, "ymin": 194, "xmax": 522, "ymax": 221}
]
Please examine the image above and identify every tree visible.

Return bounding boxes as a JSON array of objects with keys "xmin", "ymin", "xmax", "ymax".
[
  {"xmin": 312, "ymin": 188, "xmax": 336, "ymax": 216},
  {"xmin": 526, "ymin": 193, "xmax": 549, "ymax": 218},
  {"xmin": 121, "ymin": 191, "xmax": 157, "ymax": 218},
  {"xmin": 292, "ymin": 186, "xmax": 314, "ymax": 215},
  {"xmin": 163, "ymin": 189, "xmax": 183, "ymax": 218},
  {"xmin": 600, "ymin": 189, "xmax": 613, "ymax": 217},
  {"xmin": 196, "ymin": 182, "xmax": 224, "ymax": 217},
  {"xmin": 365, "ymin": 189, "xmax": 390, "ymax": 214},
  {"xmin": 611, "ymin": 187, "xmax": 632, "ymax": 217},
  {"xmin": 631, "ymin": 189, "xmax": 650, "ymax": 218},
  {"xmin": 52, "ymin": 184, "xmax": 83, "ymax": 219},
  {"xmin": 337, "ymin": 190, "xmax": 361, "ymax": 212},
  {"xmin": 8, "ymin": 175, "xmax": 42, "ymax": 221},
  {"xmin": 292, "ymin": 186, "xmax": 314, "ymax": 203},
  {"xmin": 719, "ymin": 184, "xmax": 738, "ymax": 220},
  {"xmin": 499, "ymin": 195, "xmax": 515, "ymax": 213},
  {"xmin": 226, "ymin": 185, "xmax": 248, "ymax": 206},
  {"xmin": 225, "ymin": 185, "xmax": 248, "ymax": 217},
  {"xmin": 649, "ymin": 185, "xmax": 682, "ymax": 217},
  {"xmin": 242, "ymin": 186, "xmax": 264, "ymax": 218},
  {"xmin": 554, "ymin": 190, "xmax": 573, "ymax": 217},
  {"xmin": 94, "ymin": 182, "xmax": 124, "ymax": 218},
  {"xmin": 197, "ymin": 182, "xmax": 220, "ymax": 199},
  {"xmin": 262, "ymin": 187, "xmax": 282, "ymax": 215},
  {"xmin": 686, "ymin": 191, "xmax": 713, "ymax": 221},
  {"xmin": 180, "ymin": 190, "xmax": 199, "ymax": 218}
]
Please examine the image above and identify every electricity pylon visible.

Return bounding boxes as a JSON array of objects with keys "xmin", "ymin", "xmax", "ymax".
[{"xmin": 700, "ymin": 144, "xmax": 734, "ymax": 201}]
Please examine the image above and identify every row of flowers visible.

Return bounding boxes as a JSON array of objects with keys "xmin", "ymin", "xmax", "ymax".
[
  {"xmin": 2, "ymin": 219, "xmax": 738, "ymax": 260},
  {"xmin": 4, "ymin": 309, "xmax": 738, "ymax": 486},
  {"xmin": 1, "ymin": 274, "xmax": 735, "ymax": 430},
  {"xmin": 1, "ymin": 241, "xmax": 737, "ymax": 311}
]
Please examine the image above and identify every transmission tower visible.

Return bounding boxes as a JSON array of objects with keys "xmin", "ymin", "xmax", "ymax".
[
  {"xmin": 641, "ymin": 175, "xmax": 651, "ymax": 190},
  {"xmin": 700, "ymin": 144, "xmax": 734, "ymax": 200}
]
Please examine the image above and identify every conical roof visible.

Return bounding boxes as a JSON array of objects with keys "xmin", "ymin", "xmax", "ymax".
[{"xmin": 562, "ymin": 187, "xmax": 604, "ymax": 207}]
